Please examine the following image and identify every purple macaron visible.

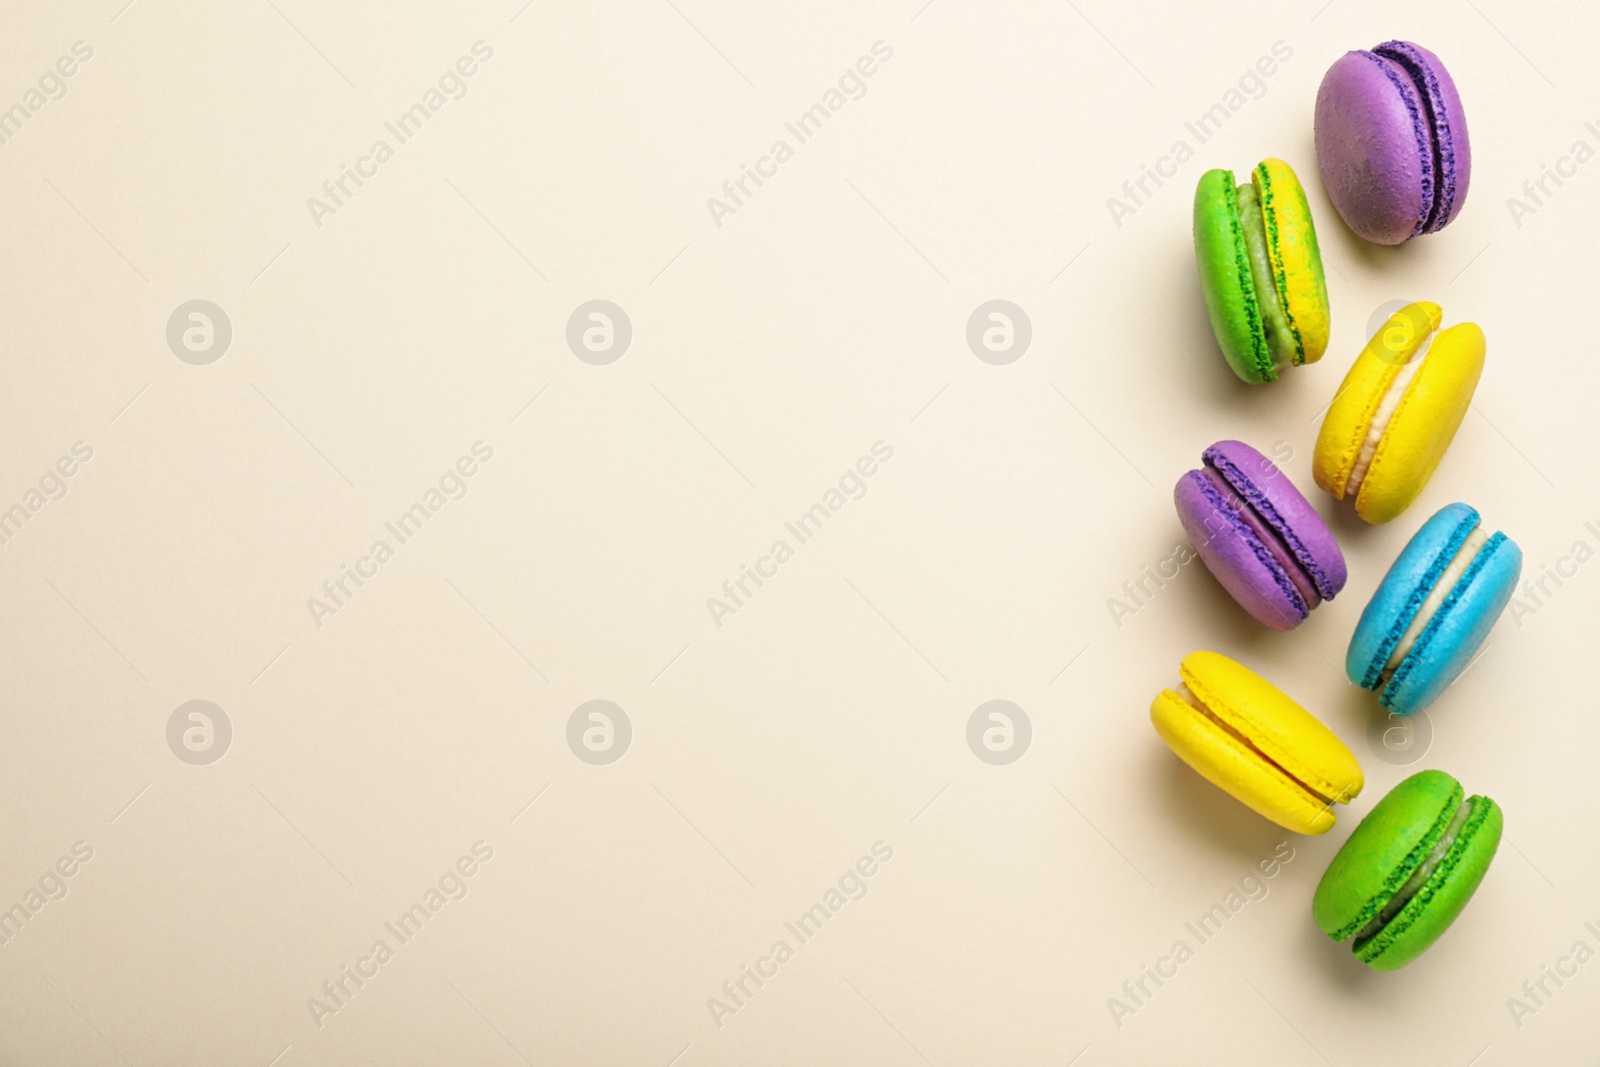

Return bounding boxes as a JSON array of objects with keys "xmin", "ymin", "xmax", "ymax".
[
  {"xmin": 1174, "ymin": 441, "xmax": 1347, "ymax": 630},
  {"xmin": 1314, "ymin": 41, "xmax": 1470, "ymax": 244}
]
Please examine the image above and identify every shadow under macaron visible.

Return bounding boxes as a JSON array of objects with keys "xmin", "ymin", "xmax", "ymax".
[
  {"xmin": 1321, "ymin": 492, "xmax": 1374, "ymax": 543},
  {"xmin": 1297, "ymin": 902, "xmax": 1391, "ymax": 991},
  {"xmin": 1164, "ymin": 515, "xmax": 1345, "ymax": 651},
  {"xmin": 1141, "ymin": 741, "xmax": 1290, "ymax": 865}
]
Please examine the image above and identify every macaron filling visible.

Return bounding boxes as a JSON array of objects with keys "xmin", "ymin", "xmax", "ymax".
[
  {"xmin": 1343, "ymin": 328, "xmax": 1435, "ymax": 498},
  {"xmin": 1380, "ymin": 524, "xmax": 1490, "ymax": 681},
  {"xmin": 1352, "ymin": 795, "xmax": 1476, "ymax": 952},
  {"xmin": 1172, "ymin": 682, "xmax": 1340, "ymax": 811},
  {"xmin": 1235, "ymin": 182, "xmax": 1299, "ymax": 370},
  {"xmin": 1204, "ymin": 443, "xmax": 1343, "ymax": 601},
  {"xmin": 1199, "ymin": 466, "xmax": 1321, "ymax": 610},
  {"xmin": 1371, "ymin": 41, "xmax": 1455, "ymax": 235},
  {"xmin": 1356, "ymin": 505, "xmax": 1481, "ymax": 692}
]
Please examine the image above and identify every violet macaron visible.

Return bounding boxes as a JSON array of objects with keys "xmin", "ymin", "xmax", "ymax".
[
  {"xmin": 1175, "ymin": 441, "xmax": 1348, "ymax": 630},
  {"xmin": 1315, "ymin": 41, "xmax": 1470, "ymax": 244}
]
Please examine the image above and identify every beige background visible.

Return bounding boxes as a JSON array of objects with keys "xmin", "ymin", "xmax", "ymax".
[{"xmin": 2, "ymin": 0, "xmax": 1597, "ymax": 1063}]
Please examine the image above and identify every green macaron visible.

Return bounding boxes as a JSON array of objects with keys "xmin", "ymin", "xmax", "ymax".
[
  {"xmin": 1193, "ymin": 159, "xmax": 1330, "ymax": 384},
  {"xmin": 1313, "ymin": 770, "xmax": 1502, "ymax": 970}
]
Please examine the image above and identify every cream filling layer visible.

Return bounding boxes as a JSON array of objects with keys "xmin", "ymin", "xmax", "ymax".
[
  {"xmin": 1355, "ymin": 797, "xmax": 1475, "ymax": 948},
  {"xmin": 1344, "ymin": 329, "xmax": 1436, "ymax": 498},
  {"xmin": 1381, "ymin": 524, "xmax": 1489, "ymax": 681},
  {"xmin": 1199, "ymin": 466, "xmax": 1321, "ymax": 609},
  {"xmin": 1173, "ymin": 683, "xmax": 1336, "ymax": 808}
]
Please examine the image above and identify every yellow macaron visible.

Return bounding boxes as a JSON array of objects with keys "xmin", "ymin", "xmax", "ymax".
[
  {"xmin": 1313, "ymin": 302, "xmax": 1485, "ymax": 524},
  {"xmin": 1150, "ymin": 651, "xmax": 1364, "ymax": 834}
]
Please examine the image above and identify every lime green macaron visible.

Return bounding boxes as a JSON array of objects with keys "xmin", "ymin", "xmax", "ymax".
[
  {"xmin": 1313, "ymin": 770, "xmax": 1502, "ymax": 970},
  {"xmin": 1193, "ymin": 159, "xmax": 1330, "ymax": 384}
]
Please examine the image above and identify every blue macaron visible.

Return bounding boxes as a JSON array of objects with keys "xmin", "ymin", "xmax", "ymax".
[{"xmin": 1347, "ymin": 503, "xmax": 1521, "ymax": 715}]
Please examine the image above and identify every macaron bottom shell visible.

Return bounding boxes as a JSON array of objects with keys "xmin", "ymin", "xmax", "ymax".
[
  {"xmin": 1194, "ymin": 168, "xmax": 1280, "ymax": 384},
  {"xmin": 1355, "ymin": 794, "xmax": 1502, "ymax": 970}
]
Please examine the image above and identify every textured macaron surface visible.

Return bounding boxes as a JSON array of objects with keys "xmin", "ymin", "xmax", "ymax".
[
  {"xmin": 1206, "ymin": 440, "xmax": 1346, "ymax": 600},
  {"xmin": 1194, "ymin": 168, "xmax": 1273, "ymax": 383},
  {"xmin": 1194, "ymin": 162, "xmax": 1328, "ymax": 383},
  {"xmin": 1314, "ymin": 770, "xmax": 1501, "ymax": 970},
  {"xmin": 1357, "ymin": 793, "xmax": 1501, "ymax": 970},
  {"xmin": 1151, "ymin": 686, "xmax": 1341, "ymax": 834},
  {"xmin": 1314, "ymin": 41, "xmax": 1470, "ymax": 243},
  {"xmin": 1314, "ymin": 302, "xmax": 1442, "ymax": 499},
  {"xmin": 1254, "ymin": 158, "xmax": 1330, "ymax": 364},
  {"xmin": 1346, "ymin": 502, "xmax": 1521, "ymax": 715},
  {"xmin": 1176, "ymin": 469, "xmax": 1308, "ymax": 629},
  {"xmin": 1314, "ymin": 770, "xmax": 1464, "ymax": 941},
  {"xmin": 1372, "ymin": 41, "xmax": 1471, "ymax": 232},
  {"xmin": 1313, "ymin": 303, "xmax": 1483, "ymax": 525},
  {"xmin": 1176, "ymin": 651, "xmax": 1363, "ymax": 809},
  {"xmin": 1354, "ymin": 320, "xmax": 1484, "ymax": 523},
  {"xmin": 1383, "ymin": 529, "xmax": 1520, "ymax": 715},
  {"xmin": 1348, "ymin": 503, "xmax": 1481, "ymax": 689}
]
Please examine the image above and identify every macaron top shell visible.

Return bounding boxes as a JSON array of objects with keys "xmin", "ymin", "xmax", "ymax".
[
  {"xmin": 1315, "ymin": 41, "xmax": 1470, "ymax": 244},
  {"xmin": 1313, "ymin": 770, "xmax": 1502, "ymax": 970},
  {"xmin": 1313, "ymin": 302, "xmax": 1485, "ymax": 524},
  {"xmin": 1315, "ymin": 302, "xmax": 1442, "ymax": 498},
  {"xmin": 1150, "ymin": 651, "xmax": 1363, "ymax": 834},
  {"xmin": 1256, "ymin": 158, "xmax": 1330, "ymax": 363},
  {"xmin": 1376, "ymin": 41, "xmax": 1471, "ymax": 231},
  {"xmin": 1384, "ymin": 534, "xmax": 1519, "ymax": 713}
]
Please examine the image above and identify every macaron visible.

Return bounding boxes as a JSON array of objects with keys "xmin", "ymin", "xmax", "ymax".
[
  {"xmin": 1315, "ymin": 41, "xmax": 1471, "ymax": 244},
  {"xmin": 1347, "ymin": 502, "xmax": 1521, "ymax": 716},
  {"xmin": 1314, "ymin": 770, "xmax": 1502, "ymax": 970},
  {"xmin": 1193, "ymin": 158, "xmax": 1330, "ymax": 384},
  {"xmin": 1313, "ymin": 302, "xmax": 1484, "ymax": 524},
  {"xmin": 1151, "ymin": 651, "xmax": 1363, "ymax": 834},
  {"xmin": 1175, "ymin": 440, "xmax": 1347, "ymax": 630}
]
